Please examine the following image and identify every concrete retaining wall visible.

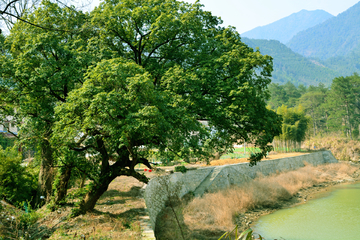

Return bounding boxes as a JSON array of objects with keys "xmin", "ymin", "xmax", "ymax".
[{"xmin": 144, "ymin": 151, "xmax": 337, "ymax": 229}]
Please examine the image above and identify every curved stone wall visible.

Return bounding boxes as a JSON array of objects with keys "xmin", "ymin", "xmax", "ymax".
[{"xmin": 144, "ymin": 151, "xmax": 338, "ymax": 229}]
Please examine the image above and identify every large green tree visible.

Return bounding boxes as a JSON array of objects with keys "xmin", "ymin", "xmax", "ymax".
[
  {"xmin": 52, "ymin": 0, "xmax": 282, "ymax": 214},
  {"xmin": 0, "ymin": 1, "xmax": 91, "ymax": 204}
]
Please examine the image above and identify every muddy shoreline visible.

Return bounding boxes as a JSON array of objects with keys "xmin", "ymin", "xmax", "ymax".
[{"xmin": 236, "ymin": 166, "xmax": 360, "ymax": 234}]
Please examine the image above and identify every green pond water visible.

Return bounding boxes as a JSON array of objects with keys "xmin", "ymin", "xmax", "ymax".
[{"xmin": 253, "ymin": 182, "xmax": 360, "ymax": 240}]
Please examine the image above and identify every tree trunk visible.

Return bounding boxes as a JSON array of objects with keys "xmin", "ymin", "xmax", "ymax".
[
  {"xmin": 346, "ymin": 102, "xmax": 352, "ymax": 140},
  {"xmin": 79, "ymin": 176, "xmax": 116, "ymax": 214},
  {"xmin": 36, "ymin": 139, "xmax": 55, "ymax": 206},
  {"xmin": 79, "ymin": 173, "xmax": 86, "ymax": 189},
  {"xmin": 54, "ymin": 165, "xmax": 72, "ymax": 205}
]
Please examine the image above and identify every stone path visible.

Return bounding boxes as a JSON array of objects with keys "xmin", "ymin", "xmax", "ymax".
[{"xmin": 140, "ymin": 213, "xmax": 156, "ymax": 240}]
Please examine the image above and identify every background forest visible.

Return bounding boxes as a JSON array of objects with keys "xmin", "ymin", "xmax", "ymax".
[{"xmin": 268, "ymin": 74, "xmax": 360, "ymax": 140}]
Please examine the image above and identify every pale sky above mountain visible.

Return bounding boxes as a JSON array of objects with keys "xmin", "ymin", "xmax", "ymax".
[
  {"xmin": 182, "ymin": 0, "xmax": 360, "ymax": 33},
  {"xmin": 88, "ymin": 0, "xmax": 360, "ymax": 34}
]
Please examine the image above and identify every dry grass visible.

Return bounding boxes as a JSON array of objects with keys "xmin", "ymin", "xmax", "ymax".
[
  {"xmin": 303, "ymin": 135, "xmax": 360, "ymax": 161},
  {"xmin": 208, "ymin": 152, "xmax": 308, "ymax": 166},
  {"xmin": 44, "ymin": 175, "xmax": 148, "ymax": 240},
  {"xmin": 15, "ymin": 170, "xmax": 161, "ymax": 240},
  {"xmin": 182, "ymin": 162, "xmax": 359, "ymax": 232}
]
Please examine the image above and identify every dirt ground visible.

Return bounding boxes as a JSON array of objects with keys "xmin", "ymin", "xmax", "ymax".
[{"xmin": 207, "ymin": 152, "xmax": 308, "ymax": 166}]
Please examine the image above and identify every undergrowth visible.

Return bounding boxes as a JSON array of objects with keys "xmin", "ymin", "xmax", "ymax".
[{"xmin": 0, "ymin": 201, "xmax": 43, "ymax": 239}]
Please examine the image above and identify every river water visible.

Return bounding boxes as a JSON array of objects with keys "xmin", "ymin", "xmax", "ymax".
[{"xmin": 253, "ymin": 182, "xmax": 360, "ymax": 240}]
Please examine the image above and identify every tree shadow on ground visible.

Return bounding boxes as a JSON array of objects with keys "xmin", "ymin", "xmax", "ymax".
[{"xmin": 100, "ymin": 186, "xmax": 142, "ymax": 198}]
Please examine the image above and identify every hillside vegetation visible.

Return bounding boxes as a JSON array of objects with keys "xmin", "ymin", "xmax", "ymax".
[{"xmin": 242, "ymin": 38, "xmax": 340, "ymax": 86}]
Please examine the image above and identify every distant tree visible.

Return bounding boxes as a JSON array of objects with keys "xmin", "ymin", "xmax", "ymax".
[
  {"xmin": 326, "ymin": 73, "xmax": 360, "ymax": 139},
  {"xmin": 276, "ymin": 105, "xmax": 311, "ymax": 144},
  {"xmin": 267, "ymin": 83, "xmax": 288, "ymax": 109},
  {"xmin": 267, "ymin": 81, "xmax": 303, "ymax": 109},
  {"xmin": 283, "ymin": 82, "xmax": 302, "ymax": 107},
  {"xmin": 299, "ymin": 89, "xmax": 328, "ymax": 136}
]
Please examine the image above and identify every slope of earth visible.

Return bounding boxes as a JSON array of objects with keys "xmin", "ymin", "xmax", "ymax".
[{"xmin": 242, "ymin": 9, "xmax": 333, "ymax": 44}]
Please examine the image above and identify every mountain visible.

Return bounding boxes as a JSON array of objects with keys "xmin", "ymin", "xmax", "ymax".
[
  {"xmin": 242, "ymin": 38, "xmax": 340, "ymax": 86},
  {"xmin": 287, "ymin": 1, "xmax": 360, "ymax": 60},
  {"xmin": 323, "ymin": 50, "xmax": 360, "ymax": 76},
  {"xmin": 241, "ymin": 10, "xmax": 333, "ymax": 44}
]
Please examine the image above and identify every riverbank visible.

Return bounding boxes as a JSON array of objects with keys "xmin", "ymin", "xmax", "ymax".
[
  {"xmin": 234, "ymin": 162, "xmax": 360, "ymax": 234},
  {"xmin": 245, "ymin": 175, "xmax": 360, "ymax": 234},
  {"xmin": 155, "ymin": 162, "xmax": 360, "ymax": 240}
]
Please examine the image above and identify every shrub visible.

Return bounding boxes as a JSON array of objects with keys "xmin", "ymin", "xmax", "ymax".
[
  {"xmin": 0, "ymin": 146, "xmax": 38, "ymax": 206},
  {"xmin": 174, "ymin": 166, "xmax": 187, "ymax": 173}
]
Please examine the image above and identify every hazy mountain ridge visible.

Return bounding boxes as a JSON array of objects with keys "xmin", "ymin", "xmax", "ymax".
[
  {"xmin": 286, "ymin": 1, "xmax": 360, "ymax": 60},
  {"xmin": 241, "ymin": 9, "xmax": 333, "ymax": 44}
]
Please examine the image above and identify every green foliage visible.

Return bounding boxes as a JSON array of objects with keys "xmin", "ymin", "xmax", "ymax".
[
  {"xmin": 298, "ymin": 85, "xmax": 328, "ymax": 136},
  {"xmin": 267, "ymin": 73, "xmax": 360, "ymax": 140},
  {"xmin": 267, "ymin": 82, "xmax": 304, "ymax": 109},
  {"xmin": 2, "ymin": 0, "xmax": 282, "ymax": 213},
  {"xmin": 352, "ymin": 129, "xmax": 359, "ymax": 140},
  {"xmin": 0, "ymin": 147, "xmax": 38, "ymax": 206},
  {"xmin": 18, "ymin": 204, "xmax": 41, "ymax": 230},
  {"xmin": 0, "ymin": 202, "xmax": 41, "ymax": 240},
  {"xmin": 174, "ymin": 166, "xmax": 187, "ymax": 173},
  {"xmin": 326, "ymin": 73, "xmax": 360, "ymax": 138},
  {"xmin": 0, "ymin": 134, "xmax": 16, "ymax": 150},
  {"xmin": 276, "ymin": 105, "xmax": 311, "ymax": 142}
]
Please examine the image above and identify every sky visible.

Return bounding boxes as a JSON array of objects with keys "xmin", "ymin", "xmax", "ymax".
[
  {"xmin": 87, "ymin": 0, "xmax": 360, "ymax": 33},
  {"xmin": 1, "ymin": 0, "xmax": 359, "ymax": 34},
  {"xmin": 182, "ymin": 0, "xmax": 360, "ymax": 33}
]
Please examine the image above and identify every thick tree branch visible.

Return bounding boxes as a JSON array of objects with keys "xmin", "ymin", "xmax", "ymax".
[{"xmin": 0, "ymin": 0, "xmax": 20, "ymax": 14}]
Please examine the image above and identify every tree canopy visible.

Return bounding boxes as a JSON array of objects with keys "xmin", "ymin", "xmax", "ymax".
[{"xmin": 1, "ymin": 0, "xmax": 282, "ymax": 213}]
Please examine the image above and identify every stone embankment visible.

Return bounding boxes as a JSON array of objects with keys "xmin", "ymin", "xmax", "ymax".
[{"xmin": 144, "ymin": 151, "xmax": 337, "ymax": 229}]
